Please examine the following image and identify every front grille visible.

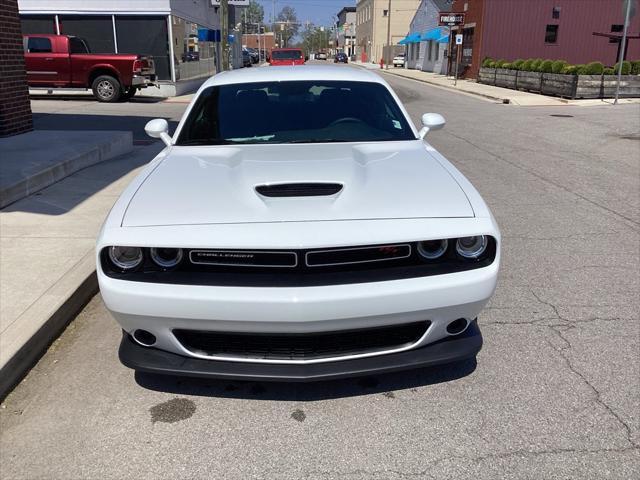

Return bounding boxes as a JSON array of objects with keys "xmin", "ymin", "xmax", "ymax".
[
  {"xmin": 255, "ymin": 182, "xmax": 343, "ymax": 197},
  {"xmin": 173, "ymin": 321, "xmax": 429, "ymax": 361}
]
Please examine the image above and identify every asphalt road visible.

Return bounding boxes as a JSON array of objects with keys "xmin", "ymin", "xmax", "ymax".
[{"xmin": 1, "ymin": 67, "xmax": 639, "ymax": 479}]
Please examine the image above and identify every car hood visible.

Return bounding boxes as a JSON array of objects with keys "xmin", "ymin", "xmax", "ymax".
[{"xmin": 122, "ymin": 141, "xmax": 473, "ymax": 227}]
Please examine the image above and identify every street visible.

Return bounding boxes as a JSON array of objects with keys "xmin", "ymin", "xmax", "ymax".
[{"xmin": 1, "ymin": 65, "xmax": 639, "ymax": 479}]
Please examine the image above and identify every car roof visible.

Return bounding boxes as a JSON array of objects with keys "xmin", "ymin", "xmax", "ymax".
[{"xmin": 201, "ymin": 65, "xmax": 384, "ymax": 87}]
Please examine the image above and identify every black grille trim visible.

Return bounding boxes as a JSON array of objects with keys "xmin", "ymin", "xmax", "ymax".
[
  {"xmin": 255, "ymin": 182, "xmax": 343, "ymax": 197},
  {"xmin": 173, "ymin": 321, "xmax": 430, "ymax": 361}
]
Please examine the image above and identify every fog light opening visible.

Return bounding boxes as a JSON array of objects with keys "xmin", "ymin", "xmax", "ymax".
[
  {"xmin": 446, "ymin": 318, "xmax": 469, "ymax": 335},
  {"xmin": 133, "ymin": 329, "xmax": 157, "ymax": 347}
]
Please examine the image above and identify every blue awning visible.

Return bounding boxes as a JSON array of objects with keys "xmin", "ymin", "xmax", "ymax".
[
  {"xmin": 436, "ymin": 34, "xmax": 449, "ymax": 43},
  {"xmin": 399, "ymin": 33, "xmax": 422, "ymax": 44},
  {"xmin": 421, "ymin": 27, "xmax": 443, "ymax": 41}
]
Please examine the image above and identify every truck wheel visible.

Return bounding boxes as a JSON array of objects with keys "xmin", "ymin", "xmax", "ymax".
[
  {"xmin": 92, "ymin": 75, "xmax": 122, "ymax": 102},
  {"xmin": 122, "ymin": 87, "xmax": 137, "ymax": 101}
]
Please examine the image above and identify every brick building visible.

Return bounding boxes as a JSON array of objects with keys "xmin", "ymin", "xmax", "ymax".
[
  {"xmin": 0, "ymin": 0, "xmax": 33, "ymax": 137},
  {"xmin": 449, "ymin": 0, "xmax": 640, "ymax": 79}
]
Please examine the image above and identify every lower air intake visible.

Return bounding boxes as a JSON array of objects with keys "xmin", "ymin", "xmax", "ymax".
[{"xmin": 174, "ymin": 321, "xmax": 429, "ymax": 361}]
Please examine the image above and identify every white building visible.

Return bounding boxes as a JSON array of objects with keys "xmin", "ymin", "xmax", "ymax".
[
  {"xmin": 18, "ymin": 0, "xmax": 246, "ymax": 96},
  {"xmin": 400, "ymin": 0, "xmax": 450, "ymax": 74}
]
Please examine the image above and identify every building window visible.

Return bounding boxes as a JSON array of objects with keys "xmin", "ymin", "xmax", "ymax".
[
  {"xmin": 116, "ymin": 15, "xmax": 171, "ymax": 80},
  {"xmin": 545, "ymin": 24, "xmax": 558, "ymax": 44},
  {"xmin": 58, "ymin": 15, "xmax": 116, "ymax": 53},
  {"xmin": 428, "ymin": 40, "xmax": 433, "ymax": 61},
  {"xmin": 20, "ymin": 15, "xmax": 57, "ymax": 35},
  {"xmin": 435, "ymin": 42, "xmax": 439, "ymax": 61},
  {"xmin": 610, "ymin": 24, "xmax": 623, "ymax": 43},
  {"xmin": 383, "ymin": 10, "xmax": 388, "ymax": 17},
  {"xmin": 552, "ymin": 7, "xmax": 560, "ymax": 19}
]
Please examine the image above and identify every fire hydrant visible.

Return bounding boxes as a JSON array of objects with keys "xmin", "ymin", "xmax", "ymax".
[{"xmin": 380, "ymin": 58, "xmax": 384, "ymax": 69}]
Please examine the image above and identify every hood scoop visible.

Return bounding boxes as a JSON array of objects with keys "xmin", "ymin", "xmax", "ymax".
[{"xmin": 255, "ymin": 182, "xmax": 343, "ymax": 198}]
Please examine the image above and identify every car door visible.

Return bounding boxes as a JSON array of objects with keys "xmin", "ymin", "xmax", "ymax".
[{"xmin": 24, "ymin": 36, "xmax": 69, "ymax": 87}]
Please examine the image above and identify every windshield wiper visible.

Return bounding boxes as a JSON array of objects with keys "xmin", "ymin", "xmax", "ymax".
[
  {"xmin": 283, "ymin": 139, "xmax": 350, "ymax": 144},
  {"xmin": 177, "ymin": 139, "xmax": 233, "ymax": 146}
]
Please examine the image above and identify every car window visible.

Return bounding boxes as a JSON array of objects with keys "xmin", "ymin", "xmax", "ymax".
[
  {"xmin": 69, "ymin": 37, "xmax": 90, "ymax": 54},
  {"xmin": 26, "ymin": 37, "xmax": 52, "ymax": 53},
  {"xmin": 177, "ymin": 80, "xmax": 416, "ymax": 145},
  {"xmin": 272, "ymin": 50, "xmax": 303, "ymax": 60}
]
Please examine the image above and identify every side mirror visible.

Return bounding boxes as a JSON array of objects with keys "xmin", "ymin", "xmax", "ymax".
[
  {"xmin": 145, "ymin": 118, "xmax": 172, "ymax": 147},
  {"xmin": 419, "ymin": 113, "xmax": 446, "ymax": 139}
]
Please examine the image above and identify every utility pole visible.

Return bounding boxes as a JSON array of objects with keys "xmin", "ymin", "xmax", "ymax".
[
  {"xmin": 385, "ymin": 0, "xmax": 392, "ymax": 69},
  {"xmin": 615, "ymin": 0, "xmax": 634, "ymax": 104},
  {"xmin": 220, "ymin": 0, "xmax": 229, "ymax": 71}
]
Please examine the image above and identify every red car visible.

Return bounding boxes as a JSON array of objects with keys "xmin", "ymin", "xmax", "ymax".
[
  {"xmin": 269, "ymin": 48, "xmax": 305, "ymax": 66},
  {"xmin": 23, "ymin": 34, "xmax": 156, "ymax": 102}
]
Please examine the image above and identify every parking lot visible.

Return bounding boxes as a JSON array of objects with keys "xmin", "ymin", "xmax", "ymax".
[{"xmin": 1, "ymin": 66, "xmax": 638, "ymax": 479}]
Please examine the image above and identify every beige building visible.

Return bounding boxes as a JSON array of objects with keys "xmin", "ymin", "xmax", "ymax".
[{"xmin": 356, "ymin": 0, "xmax": 421, "ymax": 63}]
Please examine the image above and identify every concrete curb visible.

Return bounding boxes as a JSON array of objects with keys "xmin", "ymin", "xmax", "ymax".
[
  {"xmin": 0, "ymin": 131, "xmax": 133, "ymax": 209},
  {"xmin": 0, "ymin": 252, "xmax": 97, "ymax": 401}
]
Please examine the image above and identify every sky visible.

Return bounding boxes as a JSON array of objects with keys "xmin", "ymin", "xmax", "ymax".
[{"xmin": 255, "ymin": 0, "xmax": 355, "ymax": 28}]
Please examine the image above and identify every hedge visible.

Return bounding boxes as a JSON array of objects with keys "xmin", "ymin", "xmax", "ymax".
[{"xmin": 481, "ymin": 57, "xmax": 640, "ymax": 76}]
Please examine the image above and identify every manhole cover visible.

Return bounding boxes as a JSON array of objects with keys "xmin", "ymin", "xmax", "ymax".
[{"xmin": 550, "ymin": 114, "xmax": 574, "ymax": 118}]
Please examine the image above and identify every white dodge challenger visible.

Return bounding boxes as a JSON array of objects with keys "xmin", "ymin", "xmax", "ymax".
[{"xmin": 97, "ymin": 66, "xmax": 500, "ymax": 381}]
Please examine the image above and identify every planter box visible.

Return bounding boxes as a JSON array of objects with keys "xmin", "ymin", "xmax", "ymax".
[
  {"xmin": 575, "ymin": 74, "xmax": 603, "ymax": 98},
  {"xmin": 601, "ymin": 74, "xmax": 640, "ymax": 98},
  {"xmin": 541, "ymin": 73, "xmax": 576, "ymax": 98},
  {"xmin": 517, "ymin": 71, "xmax": 543, "ymax": 92},
  {"xmin": 495, "ymin": 68, "xmax": 517, "ymax": 88},
  {"xmin": 478, "ymin": 67, "xmax": 496, "ymax": 85}
]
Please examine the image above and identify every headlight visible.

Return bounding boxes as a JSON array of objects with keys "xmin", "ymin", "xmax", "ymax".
[
  {"xmin": 417, "ymin": 239, "xmax": 448, "ymax": 260},
  {"xmin": 456, "ymin": 236, "xmax": 487, "ymax": 259},
  {"xmin": 150, "ymin": 247, "xmax": 183, "ymax": 268},
  {"xmin": 108, "ymin": 246, "xmax": 143, "ymax": 270}
]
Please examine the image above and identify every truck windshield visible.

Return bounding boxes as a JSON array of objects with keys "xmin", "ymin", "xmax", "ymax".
[
  {"xmin": 176, "ymin": 80, "xmax": 416, "ymax": 145},
  {"xmin": 271, "ymin": 50, "xmax": 302, "ymax": 60}
]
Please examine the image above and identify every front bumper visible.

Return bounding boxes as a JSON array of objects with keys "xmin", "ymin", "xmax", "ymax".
[{"xmin": 119, "ymin": 321, "xmax": 482, "ymax": 382}]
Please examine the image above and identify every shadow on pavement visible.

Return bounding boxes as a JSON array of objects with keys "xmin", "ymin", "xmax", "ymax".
[
  {"xmin": 30, "ymin": 95, "xmax": 166, "ymax": 104},
  {"xmin": 134, "ymin": 359, "xmax": 477, "ymax": 401},
  {"xmin": 32, "ymin": 113, "xmax": 179, "ymax": 142}
]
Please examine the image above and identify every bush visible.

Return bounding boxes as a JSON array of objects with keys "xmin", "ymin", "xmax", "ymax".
[
  {"xmin": 551, "ymin": 60, "xmax": 567, "ymax": 74},
  {"xmin": 502, "ymin": 62, "xmax": 513, "ymax": 69},
  {"xmin": 482, "ymin": 57, "xmax": 494, "ymax": 68},
  {"xmin": 487, "ymin": 61, "xmax": 497, "ymax": 68},
  {"xmin": 603, "ymin": 67, "xmax": 615, "ymax": 75},
  {"xmin": 613, "ymin": 61, "xmax": 631, "ymax": 75},
  {"xmin": 539, "ymin": 59, "xmax": 554, "ymax": 73},
  {"xmin": 521, "ymin": 59, "xmax": 535, "ymax": 71},
  {"xmin": 531, "ymin": 58, "xmax": 544, "ymax": 71},
  {"xmin": 631, "ymin": 60, "xmax": 640, "ymax": 75},
  {"xmin": 562, "ymin": 64, "xmax": 581, "ymax": 75},
  {"xmin": 582, "ymin": 61, "xmax": 604, "ymax": 75},
  {"xmin": 495, "ymin": 59, "xmax": 508, "ymax": 68},
  {"xmin": 513, "ymin": 59, "xmax": 525, "ymax": 70}
]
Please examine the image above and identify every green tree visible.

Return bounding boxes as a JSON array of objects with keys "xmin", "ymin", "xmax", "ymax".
[
  {"xmin": 277, "ymin": 6, "xmax": 299, "ymax": 47},
  {"xmin": 241, "ymin": 0, "xmax": 265, "ymax": 34}
]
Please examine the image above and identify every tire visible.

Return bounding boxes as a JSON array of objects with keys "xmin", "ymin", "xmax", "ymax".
[
  {"xmin": 91, "ymin": 75, "xmax": 122, "ymax": 103},
  {"xmin": 122, "ymin": 87, "xmax": 137, "ymax": 101}
]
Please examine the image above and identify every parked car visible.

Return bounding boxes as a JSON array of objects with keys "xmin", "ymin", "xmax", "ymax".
[
  {"xmin": 98, "ymin": 66, "xmax": 501, "ymax": 382},
  {"xmin": 182, "ymin": 51, "xmax": 200, "ymax": 62},
  {"xmin": 241, "ymin": 49, "xmax": 252, "ymax": 67},
  {"xmin": 246, "ymin": 47, "xmax": 259, "ymax": 64},
  {"xmin": 334, "ymin": 52, "xmax": 348, "ymax": 64},
  {"xmin": 393, "ymin": 53, "xmax": 406, "ymax": 68},
  {"xmin": 316, "ymin": 52, "xmax": 328, "ymax": 60},
  {"xmin": 23, "ymin": 34, "xmax": 156, "ymax": 102},
  {"xmin": 269, "ymin": 48, "xmax": 305, "ymax": 66}
]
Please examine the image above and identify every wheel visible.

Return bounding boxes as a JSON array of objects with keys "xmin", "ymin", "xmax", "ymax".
[
  {"xmin": 91, "ymin": 75, "xmax": 122, "ymax": 103},
  {"xmin": 122, "ymin": 87, "xmax": 137, "ymax": 101}
]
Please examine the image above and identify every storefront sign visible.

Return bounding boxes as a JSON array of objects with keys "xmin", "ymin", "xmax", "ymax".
[
  {"xmin": 439, "ymin": 13, "xmax": 465, "ymax": 26},
  {"xmin": 210, "ymin": 1, "xmax": 250, "ymax": 6}
]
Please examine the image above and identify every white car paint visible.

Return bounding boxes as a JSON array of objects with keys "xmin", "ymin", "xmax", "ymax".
[{"xmin": 97, "ymin": 66, "xmax": 500, "ymax": 372}]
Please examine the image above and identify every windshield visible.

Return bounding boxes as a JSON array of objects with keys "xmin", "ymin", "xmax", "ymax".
[
  {"xmin": 271, "ymin": 50, "xmax": 303, "ymax": 60},
  {"xmin": 176, "ymin": 81, "xmax": 416, "ymax": 145}
]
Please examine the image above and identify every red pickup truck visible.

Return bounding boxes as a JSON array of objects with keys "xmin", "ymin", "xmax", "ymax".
[{"xmin": 23, "ymin": 34, "xmax": 156, "ymax": 102}]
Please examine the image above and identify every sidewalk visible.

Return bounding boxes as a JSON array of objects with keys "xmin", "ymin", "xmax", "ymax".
[
  {"xmin": 0, "ymin": 142, "xmax": 164, "ymax": 397},
  {"xmin": 354, "ymin": 62, "xmax": 640, "ymax": 106}
]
